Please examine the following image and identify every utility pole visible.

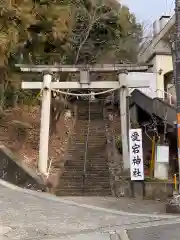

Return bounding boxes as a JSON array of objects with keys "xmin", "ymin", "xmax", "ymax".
[{"xmin": 175, "ymin": 0, "xmax": 180, "ymax": 186}]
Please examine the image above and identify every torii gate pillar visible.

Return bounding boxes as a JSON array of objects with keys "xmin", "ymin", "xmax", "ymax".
[
  {"xmin": 39, "ymin": 73, "xmax": 52, "ymax": 175},
  {"xmin": 17, "ymin": 64, "xmax": 154, "ymax": 176},
  {"xmin": 119, "ymin": 74, "xmax": 129, "ymax": 169}
]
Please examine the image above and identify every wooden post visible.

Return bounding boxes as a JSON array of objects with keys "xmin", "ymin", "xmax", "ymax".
[
  {"xmin": 174, "ymin": 173, "xmax": 178, "ymax": 192},
  {"xmin": 39, "ymin": 73, "xmax": 52, "ymax": 175}
]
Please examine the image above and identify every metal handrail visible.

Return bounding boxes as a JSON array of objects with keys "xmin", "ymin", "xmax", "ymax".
[
  {"xmin": 82, "ymin": 97, "xmax": 91, "ymax": 195},
  {"xmin": 155, "ymin": 88, "xmax": 173, "ymax": 105},
  {"xmin": 129, "ymin": 87, "xmax": 174, "ymax": 105}
]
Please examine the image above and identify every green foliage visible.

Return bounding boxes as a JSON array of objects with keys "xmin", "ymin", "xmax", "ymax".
[
  {"xmin": 67, "ymin": 0, "xmax": 142, "ymax": 64},
  {"xmin": 0, "ymin": 0, "xmax": 142, "ymax": 109},
  {"xmin": 115, "ymin": 6, "xmax": 142, "ymax": 63},
  {"xmin": 0, "ymin": 0, "xmax": 36, "ymax": 64}
]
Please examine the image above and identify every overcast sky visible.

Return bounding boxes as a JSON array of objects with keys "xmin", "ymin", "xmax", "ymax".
[{"xmin": 121, "ymin": 0, "xmax": 175, "ymax": 24}]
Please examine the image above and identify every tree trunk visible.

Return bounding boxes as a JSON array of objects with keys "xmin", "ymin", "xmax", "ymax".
[
  {"xmin": 0, "ymin": 83, "xmax": 5, "ymax": 113},
  {"xmin": 0, "ymin": 66, "xmax": 8, "ymax": 113},
  {"xmin": 12, "ymin": 91, "xmax": 19, "ymax": 108}
]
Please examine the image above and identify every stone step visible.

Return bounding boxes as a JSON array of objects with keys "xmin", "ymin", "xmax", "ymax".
[
  {"xmin": 68, "ymin": 138, "xmax": 106, "ymax": 141},
  {"xmin": 57, "ymin": 188, "xmax": 111, "ymax": 194},
  {"xmin": 74, "ymin": 129, "xmax": 105, "ymax": 133},
  {"xmin": 57, "ymin": 184, "xmax": 109, "ymax": 189},
  {"xmin": 74, "ymin": 126, "xmax": 105, "ymax": 130},
  {"xmin": 64, "ymin": 161, "xmax": 109, "ymax": 165},
  {"xmin": 61, "ymin": 174, "xmax": 110, "ymax": 179},
  {"xmin": 64, "ymin": 160, "xmax": 108, "ymax": 163},
  {"xmin": 67, "ymin": 145, "xmax": 106, "ymax": 150},
  {"xmin": 57, "ymin": 104, "xmax": 111, "ymax": 196},
  {"xmin": 72, "ymin": 134, "xmax": 106, "ymax": 137},
  {"xmin": 75, "ymin": 122, "xmax": 105, "ymax": 124},
  {"xmin": 63, "ymin": 167, "xmax": 109, "ymax": 171},
  {"xmin": 65, "ymin": 152, "xmax": 107, "ymax": 156},
  {"xmin": 64, "ymin": 160, "xmax": 109, "ymax": 164},
  {"xmin": 58, "ymin": 180, "xmax": 111, "ymax": 185},
  {"xmin": 60, "ymin": 176, "xmax": 110, "ymax": 181},
  {"xmin": 63, "ymin": 163, "xmax": 109, "ymax": 166},
  {"xmin": 66, "ymin": 151, "xmax": 106, "ymax": 155},
  {"xmin": 72, "ymin": 129, "xmax": 105, "ymax": 133},
  {"xmin": 73, "ymin": 131, "xmax": 105, "ymax": 134},
  {"xmin": 75, "ymin": 123, "xmax": 105, "ymax": 126},
  {"xmin": 64, "ymin": 161, "xmax": 109, "ymax": 164},
  {"xmin": 71, "ymin": 137, "xmax": 106, "ymax": 141},
  {"xmin": 75, "ymin": 129, "xmax": 106, "ymax": 133},
  {"xmin": 56, "ymin": 190, "xmax": 112, "ymax": 196},
  {"xmin": 63, "ymin": 168, "xmax": 109, "ymax": 172},
  {"xmin": 65, "ymin": 156, "xmax": 108, "ymax": 161},
  {"xmin": 58, "ymin": 184, "xmax": 110, "ymax": 188},
  {"xmin": 62, "ymin": 169, "xmax": 109, "ymax": 173},
  {"xmin": 59, "ymin": 176, "xmax": 110, "ymax": 181},
  {"xmin": 63, "ymin": 164, "xmax": 109, "ymax": 168},
  {"xmin": 61, "ymin": 178, "xmax": 110, "ymax": 183},
  {"xmin": 62, "ymin": 171, "xmax": 109, "ymax": 175},
  {"xmin": 56, "ymin": 185, "xmax": 111, "ymax": 191},
  {"xmin": 59, "ymin": 182, "xmax": 111, "ymax": 187},
  {"xmin": 62, "ymin": 173, "xmax": 110, "ymax": 177}
]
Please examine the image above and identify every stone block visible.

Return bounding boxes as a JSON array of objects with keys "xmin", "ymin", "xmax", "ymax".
[
  {"xmin": 131, "ymin": 181, "xmax": 144, "ymax": 199},
  {"xmin": 114, "ymin": 180, "xmax": 131, "ymax": 197},
  {"xmin": 114, "ymin": 181, "xmax": 174, "ymax": 200},
  {"xmin": 166, "ymin": 195, "xmax": 180, "ymax": 213},
  {"xmin": 166, "ymin": 201, "xmax": 180, "ymax": 214},
  {"xmin": 144, "ymin": 182, "xmax": 173, "ymax": 200}
]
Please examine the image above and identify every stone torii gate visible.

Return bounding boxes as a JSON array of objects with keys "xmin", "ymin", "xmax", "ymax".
[{"xmin": 16, "ymin": 64, "xmax": 155, "ymax": 176}]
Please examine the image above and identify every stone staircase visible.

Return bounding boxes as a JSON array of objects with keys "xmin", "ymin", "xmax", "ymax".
[{"xmin": 56, "ymin": 101, "xmax": 111, "ymax": 196}]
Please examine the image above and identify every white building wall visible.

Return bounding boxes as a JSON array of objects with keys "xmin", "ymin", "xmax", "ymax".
[{"xmin": 129, "ymin": 73, "xmax": 157, "ymax": 99}]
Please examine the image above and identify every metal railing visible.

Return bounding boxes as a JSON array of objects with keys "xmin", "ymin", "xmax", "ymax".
[
  {"xmin": 155, "ymin": 88, "xmax": 174, "ymax": 105},
  {"xmin": 130, "ymin": 87, "xmax": 174, "ymax": 105}
]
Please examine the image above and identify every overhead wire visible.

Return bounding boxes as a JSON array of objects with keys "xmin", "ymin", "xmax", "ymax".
[
  {"xmin": 165, "ymin": 0, "xmax": 168, "ymax": 15},
  {"xmin": 168, "ymin": 0, "xmax": 174, "ymax": 16}
]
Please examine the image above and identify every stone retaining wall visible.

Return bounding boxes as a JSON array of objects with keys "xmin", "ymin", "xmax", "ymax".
[
  {"xmin": 0, "ymin": 145, "xmax": 45, "ymax": 191},
  {"xmin": 114, "ymin": 180, "xmax": 174, "ymax": 200}
]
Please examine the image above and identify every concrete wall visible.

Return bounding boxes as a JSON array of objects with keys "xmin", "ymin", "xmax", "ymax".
[
  {"xmin": 0, "ymin": 145, "xmax": 45, "ymax": 190},
  {"xmin": 129, "ymin": 73, "xmax": 157, "ymax": 99},
  {"xmin": 138, "ymin": 16, "xmax": 174, "ymax": 98},
  {"xmin": 150, "ymin": 55, "xmax": 173, "ymax": 98},
  {"xmin": 139, "ymin": 40, "xmax": 171, "ymax": 63}
]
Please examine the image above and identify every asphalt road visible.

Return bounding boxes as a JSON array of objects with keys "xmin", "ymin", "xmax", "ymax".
[
  {"xmin": 0, "ymin": 179, "xmax": 180, "ymax": 240},
  {"xmin": 128, "ymin": 223, "xmax": 180, "ymax": 240}
]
